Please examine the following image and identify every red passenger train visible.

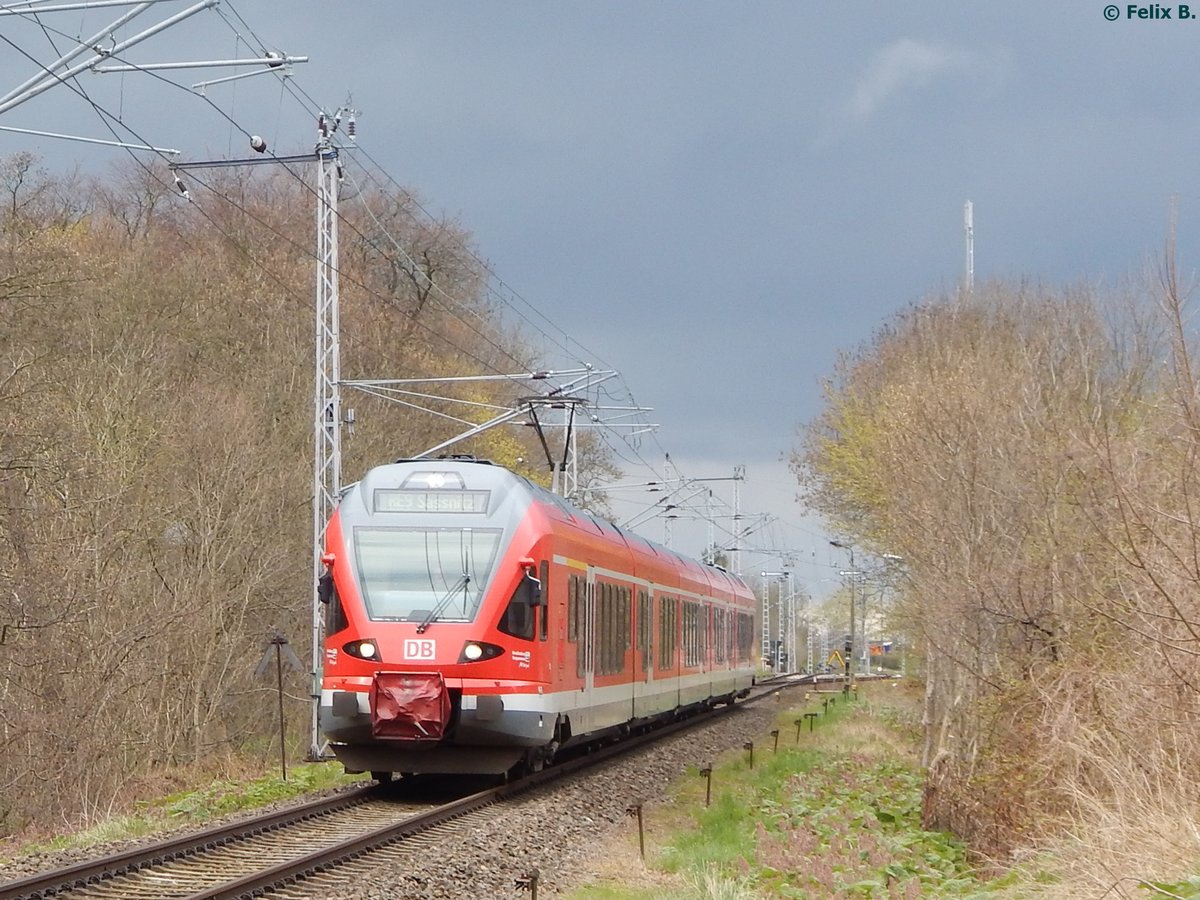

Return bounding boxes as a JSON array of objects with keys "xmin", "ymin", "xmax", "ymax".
[{"xmin": 318, "ymin": 457, "xmax": 758, "ymax": 778}]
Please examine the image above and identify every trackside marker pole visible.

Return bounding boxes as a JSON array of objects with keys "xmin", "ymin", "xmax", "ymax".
[
  {"xmin": 255, "ymin": 632, "xmax": 302, "ymax": 780},
  {"xmin": 515, "ymin": 869, "xmax": 539, "ymax": 899},
  {"xmin": 626, "ymin": 804, "xmax": 645, "ymax": 859}
]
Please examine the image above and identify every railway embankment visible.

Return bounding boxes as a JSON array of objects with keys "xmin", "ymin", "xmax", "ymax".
[
  {"xmin": 557, "ymin": 679, "xmax": 993, "ymax": 898},
  {"xmin": 556, "ymin": 681, "xmax": 1200, "ymax": 899}
]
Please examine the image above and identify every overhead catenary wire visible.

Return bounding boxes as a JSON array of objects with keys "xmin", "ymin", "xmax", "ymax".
[
  {"xmin": 0, "ymin": 1, "xmax": 799, "ymax": 552},
  {"xmin": 0, "ymin": 25, "xmax": 516, "ymax": 388},
  {"xmin": 4, "ymin": 16, "xmax": 632, "ymax": 442}
]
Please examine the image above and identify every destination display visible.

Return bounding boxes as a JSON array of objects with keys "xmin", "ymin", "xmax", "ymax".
[{"xmin": 374, "ymin": 489, "xmax": 490, "ymax": 514}]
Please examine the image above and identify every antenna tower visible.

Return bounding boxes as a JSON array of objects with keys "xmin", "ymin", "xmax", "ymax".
[{"xmin": 964, "ymin": 200, "xmax": 974, "ymax": 294}]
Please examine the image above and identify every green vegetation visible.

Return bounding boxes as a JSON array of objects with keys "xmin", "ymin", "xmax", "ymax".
[
  {"xmin": 793, "ymin": 271, "xmax": 1200, "ymax": 890},
  {"xmin": 1142, "ymin": 876, "xmax": 1200, "ymax": 898},
  {"xmin": 11, "ymin": 762, "xmax": 361, "ymax": 857},
  {"xmin": 569, "ymin": 686, "xmax": 998, "ymax": 899}
]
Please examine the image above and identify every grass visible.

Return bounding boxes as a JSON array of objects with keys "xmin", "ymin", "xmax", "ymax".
[
  {"xmin": 3, "ymin": 760, "xmax": 363, "ymax": 859},
  {"xmin": 566, "ymin": 683, "xmax": 1001, "ymax": 899}
]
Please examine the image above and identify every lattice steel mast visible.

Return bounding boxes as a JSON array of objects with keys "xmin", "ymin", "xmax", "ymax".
[{"xmin": 310, "ymin": 108, "xmax": 354, "ymax": 759}]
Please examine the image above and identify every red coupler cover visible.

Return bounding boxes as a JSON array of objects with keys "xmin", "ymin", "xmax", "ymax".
[{"xmin": 370, "ymin": 671, "xmax": 451, "ymax": 740}]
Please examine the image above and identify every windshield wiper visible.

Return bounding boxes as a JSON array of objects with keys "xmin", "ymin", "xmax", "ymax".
[{"xmin": 415, "ymin": 574, "xmax": 470, "ymax": 634}]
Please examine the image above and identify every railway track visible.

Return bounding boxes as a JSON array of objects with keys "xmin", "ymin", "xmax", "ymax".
[{"xmin": 0, "ymin": 678, "xmax": 804, "ymax": 900}]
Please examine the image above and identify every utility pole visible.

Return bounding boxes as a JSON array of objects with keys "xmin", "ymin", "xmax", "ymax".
[
  {"xmin": 761, "ymin": 571, "xmax": 791, "ymax": 672},
  {"xmin": 310, "ymin": 109, "xmax": 355, "ymax": 759},
  {"xmin": 732, "ymin": 465, "xmax": 745, "ymax": 576},
  {"xmin": 759, "ymin": 576, "xmax": 772, "ymax": 671},
  {"xmin": 830, "ymin": 540, "xmax": 856, "ymax": 694},
  {"xmin": 964, "ymin": 200, "xmax": 974, "ymax": 295},
  {"xmin": 786, "ymin": 571, "xmax": 796, "ymax": 676}
]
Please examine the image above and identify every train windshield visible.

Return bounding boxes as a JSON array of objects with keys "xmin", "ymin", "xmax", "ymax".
[{"xmin": 352, "ymin": 527, "xmax": 502, "ymax": 623}]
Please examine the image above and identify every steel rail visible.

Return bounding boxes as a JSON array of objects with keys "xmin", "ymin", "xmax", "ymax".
[{"xmin": 0, "ymin": 785, "xmax": 381, "ymax": 900}]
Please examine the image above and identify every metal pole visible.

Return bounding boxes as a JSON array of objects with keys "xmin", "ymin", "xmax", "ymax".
[
  {"xmin": 787, "ymin": 572, "xmax": 796, "ymax": 675},
  {"xmin": 831, "ymin": 541, "xmax": 856, "ymax": 694},
  {"xmin": 861, "ymin": 586, "xmax": 870, "ymax": 675},
  {"xmin": 275, "ymin": 639, "xmax": 287, "ymax": 781},
  {"xmin": 774, "ymin": 576, "xmax": 785, "ymax": 671},
  {"xmin": 760, "ymin": 578, "xmax": 770, "ymax": 670},
  {"xmin": 964, "ymin": 200, "xmax": 975, "ymax": 294},
  {"xmin": 732, "ymin": 465, "xmax": 744, "ymax": 576},
  {"xmin": 310, "ymin": 121, "xmax": 344, "ymax": 760},
  {"xmin": 848, "ymin": 549, "xmax": 855, "ymax": 692}
]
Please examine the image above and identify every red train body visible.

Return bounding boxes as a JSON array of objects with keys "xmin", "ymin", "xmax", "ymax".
[{"xmin": 318, "ymin": 458, "xmax": 757, "ymax": 777}]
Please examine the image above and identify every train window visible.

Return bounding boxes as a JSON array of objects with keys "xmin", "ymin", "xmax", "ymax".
[
  {"xmin": 323, "ymin": 577, "xmax": 348, "ymax": 635},
  {"xmin": 601, "ymin": 582, "xmax": 614, "ymax": 675},
  {"xmin": 352, "ymin": 527, "xmax": 500, "ymax": 623},
  {"xmin": 539, "ymin": 561, "xmax": 549, "ymax": 641},
  {"xmin": 715, "ymin": 609, "xmax": 726, "ymax": 663},
  {"xmin": 738, "ymin": 612, "xmax": 753, "ymax": 662},
  {"xmin": 591, "ymin": 582, "xmax": 631, "ymax": 676},
  {"xmin": 611, "ymin": 585, "xmax": 620, "ymax": 673},
  {"xmin": 683, "ymin": 602, "xmax": 691, "ymax": 667},
  {"xmin": 498, "ymin": 575, "xmax": 536, "ymax": 641},
  {"xmin": 621, "ymin": 587, "xmax": 631, "ymax": 652},
  {"xmin": 637, "ymin": 590, "xmax": 651, "ymax": 672},
  {"xmin": 681, "ymin": 603, "xmax": 688, "ymax": 667},
  {"xmin": 579, "ymin": 580, "xmax": 592, "ymax": 679},
  {"xmin": 596, "ymin": 583, "xmax": 606, "ymax": 675},
  {"xmin": 602, "ymin": 584, "xmax": 609, "ymax": 674},
  {"xmin": 658, "ymin": 596, "xmax": 676, "ymax": 670},
  {"xmin": 568, "ymin": 575, "xmax": 580, "ymax": 642},
  {"xmin": 683, "ymin": 602, "xmax": 696, "ymax": 667}
]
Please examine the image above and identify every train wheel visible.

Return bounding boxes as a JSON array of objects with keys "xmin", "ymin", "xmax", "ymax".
[{"xmin": 506, "ymin": 748, "xmax": 547, "ymax": 780}]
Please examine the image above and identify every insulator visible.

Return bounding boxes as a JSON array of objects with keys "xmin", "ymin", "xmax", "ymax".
[
  {"xmin": 318, "ymin": 114, "xmax": 328, "ymax": 138},
  {"xmin": 347, "ymin": 116, "xmax": 356, "ymax": 140}
]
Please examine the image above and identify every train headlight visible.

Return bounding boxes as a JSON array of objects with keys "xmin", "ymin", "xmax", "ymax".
[
  {"xmin": 343, "ymin": 639, "xmax": 381, "ymax": 661},
  {"xmin": 458, "ymin": 640, "xmax": 504, "ymax": 663}
]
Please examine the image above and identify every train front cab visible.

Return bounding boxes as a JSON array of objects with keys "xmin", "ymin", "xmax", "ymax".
[{"xmin": 319, "ymin": 485, "xmax": 562, "ymax": 776}]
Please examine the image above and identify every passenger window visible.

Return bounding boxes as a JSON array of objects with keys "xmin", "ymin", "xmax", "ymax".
[{"xmin": 568, "ymin": 575, "xmax": 579, "ymax": 642}]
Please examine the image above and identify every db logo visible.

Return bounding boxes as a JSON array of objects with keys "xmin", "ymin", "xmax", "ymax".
[{"xmin": 403, "ymin": 639, "xmax": 436, "ymax": 660}]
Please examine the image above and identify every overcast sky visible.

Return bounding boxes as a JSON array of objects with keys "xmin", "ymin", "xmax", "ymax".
[{"xmin": 2, "ymin": 1, "xmax": 1197, "ymax": 597}]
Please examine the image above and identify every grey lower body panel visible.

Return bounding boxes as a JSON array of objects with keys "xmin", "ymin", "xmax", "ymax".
[{"xmin": 321, "ymin": 691, "xmax": 553, "ymax": 775}]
